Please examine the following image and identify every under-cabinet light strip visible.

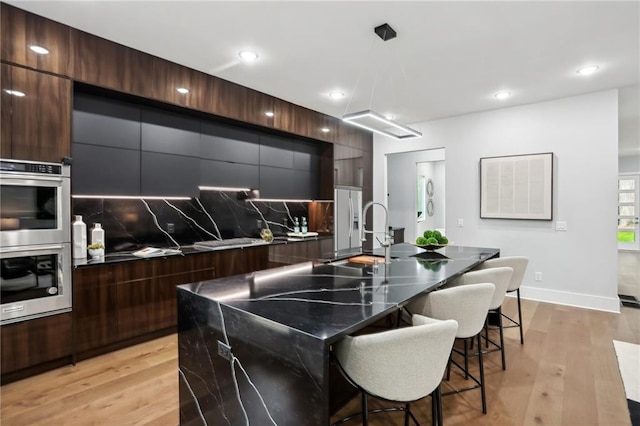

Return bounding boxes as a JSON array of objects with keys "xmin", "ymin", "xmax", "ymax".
[
  {"xmin": 198, "ymin": 186, "xmax": 253, "ymax": 192},
  {"xmin": 72, "ymin": 195, "xmax": 191, "ymax": 200},
  {"xmin": 250, "ymin": 198, "xmax": 314, "ymax": 203}
]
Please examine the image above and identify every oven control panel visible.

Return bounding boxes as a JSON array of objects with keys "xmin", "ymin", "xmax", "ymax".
[{"xmin": 0, "ymin": 160, "xmax": 62, "ymax": 175}]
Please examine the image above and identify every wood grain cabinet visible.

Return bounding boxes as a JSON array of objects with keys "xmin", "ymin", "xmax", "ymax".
[
  {"xmin": 69, "ymin": 29, "xmax": 154, "ymax": 98},
  {"xmin": 1, "ymin": 3, "xmax": 71, "ymax": 75},
  {"xmin": 1, "ymin": 313, "xmax": 73, "ymax": 384},
  {"xmin": 0, "ymin": 63, "xmax": 71, "ymax": 162},
  {"xmin": 73, "ymin": 255, "xmax": 216, "ymax": 360}
]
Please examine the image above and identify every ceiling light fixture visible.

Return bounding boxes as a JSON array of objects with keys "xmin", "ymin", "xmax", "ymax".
[
  {"xmin": 265, "ymin": 111, "xmax": 274, "ymax": 117},
  {"xmin": 239, "ymin": 50, "xmax": 259, "ymax": 62},
  {"xmin": 329, "ymin": 91, "xmax": 345, "ymax": 100},
  {"xmin": 3, "ymin": 89, "xmax": 26, "ymax": 97},
  {"xmin": 343, "ymin": 110, "xmax": 421, "ymax": 139},
  {"xmin": 385, "ymin": 114, "xmax": 395, "ymax": 121},
  {"xmin": 29, "ymin": 45, "xmax": 49, "ymax": 54},
  {"xmin": 576, "ymin": 65, "xmax": 599, "ymax": 76},
  {"xmin": 341, "ymin": 23, "xmax": 421, "ymax": 140},
  {"xmin": 176, "ymin": 87, "xmax": 189, "ymax": 94},
  {"xmin": 494, "ymin": 91, "xmax": 512, "ymax": 100}
]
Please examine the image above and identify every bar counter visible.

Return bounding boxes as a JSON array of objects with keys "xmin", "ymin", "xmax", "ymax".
[{"xmin": 177, "ymin": 243, "xmax": 499, "ymax": 425}]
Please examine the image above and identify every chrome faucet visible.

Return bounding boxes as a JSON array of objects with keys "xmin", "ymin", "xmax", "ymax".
[{"xmin": 361, "ymin": 201, "xmax": 393, "ymax": 264}]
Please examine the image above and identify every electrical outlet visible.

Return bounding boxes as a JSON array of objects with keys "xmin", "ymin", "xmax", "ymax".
[
  {"xmin": 217, "ymin": 340, "xmax": 232, "ymax": 361},
  {"xmin": 535, "ymin": 272, "xmax": 542, "ymax": 282},
  {"xmin": 256, "ymin": 219, "xmax": 263, "ymax": 228},
  {"xmin": 167, "ymin": 223, "xmax": 175, "ymax": 234},
  {"xmin": 457, "ymin": 218, "xmax": 464, "ymax": 227},
  {"xmin": 555, "ymin": 221, "xmax": 567, "ymax": 231}
]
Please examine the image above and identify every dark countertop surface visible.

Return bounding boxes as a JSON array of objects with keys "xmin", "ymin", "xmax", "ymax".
[
  {"xmin": 73, "ymin": 235, "xmax": 333, "ymax": 268},
  {"xmin": 177, "ymin": 243, "xmax": 499, "ymax": 344}
]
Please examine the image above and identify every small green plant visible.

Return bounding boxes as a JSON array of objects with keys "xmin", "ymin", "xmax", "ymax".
[{"xmin": 87, "ymin": 243, "xmax": 104, "ymax": 250}]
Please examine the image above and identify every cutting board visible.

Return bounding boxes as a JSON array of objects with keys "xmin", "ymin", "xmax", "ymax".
[{"xmin": 348, "ymin": 255, "xmax": 385, "ymax": 265}]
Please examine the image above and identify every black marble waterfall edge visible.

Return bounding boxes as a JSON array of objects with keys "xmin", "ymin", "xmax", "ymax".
[{"xmin": 73, "ymin": 193, "xmax": 332, "ymax": 253}]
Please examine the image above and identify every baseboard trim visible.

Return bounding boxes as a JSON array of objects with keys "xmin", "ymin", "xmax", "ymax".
[{"xmin": 516, "ymin": 286, "xmax": 621, "ymax": 313}]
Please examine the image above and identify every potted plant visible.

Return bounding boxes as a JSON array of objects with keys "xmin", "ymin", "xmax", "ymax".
[{"xmin": 87, "ymin": 243, "xmax": 105, "ymax": 258}]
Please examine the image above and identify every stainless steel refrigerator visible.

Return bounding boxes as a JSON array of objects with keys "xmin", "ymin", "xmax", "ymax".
[{"xmin": 334, "ymin": 187, "xmax": 362, "ymax": 252}]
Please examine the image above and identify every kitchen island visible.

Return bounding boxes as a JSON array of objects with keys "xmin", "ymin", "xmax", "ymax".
[{"xmin": 177, "ymin": 243, "xmax": 499, "ymax": 425}]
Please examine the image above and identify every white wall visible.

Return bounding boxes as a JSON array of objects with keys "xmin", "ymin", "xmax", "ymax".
[
  {"xmin": 387, "ymin": 149, "xmax": 445, "ymax": 242},
  {"xmin": 375, "ymin": 90, "xmax": 620, "ymax": 312},
  {"xmin": 618, "ymin": 85, "xmax": 640, "ymax": 173}
]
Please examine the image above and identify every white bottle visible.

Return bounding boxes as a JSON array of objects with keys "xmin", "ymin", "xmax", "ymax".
[
  {"xmin": 72, "ymin": 215, "xmax": 87, "ymax": 259},
  {"xmin": 301, "ymin": 217, "xmax": 308, "ymax": 234},
  {"xmin": 91, "ymin": 223, "xmax": 105, "ymax": 248}
]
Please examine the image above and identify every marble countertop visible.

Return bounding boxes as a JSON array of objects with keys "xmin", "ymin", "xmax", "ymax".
[
  {"xmin": 177, "ymin": 243, "xmax": 499, "ymax": 344},
  {"xmin": 73, "ymin": 235, "xmax": 333, "ymax": 268}
]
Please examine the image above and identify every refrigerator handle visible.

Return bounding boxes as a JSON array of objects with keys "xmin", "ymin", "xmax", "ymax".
[{"xmin": 348, "ymin": 196, "xmax": 353, "ymax": 239}]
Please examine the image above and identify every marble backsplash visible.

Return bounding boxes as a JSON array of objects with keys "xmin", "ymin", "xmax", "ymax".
[{"xmin": 73, "ymin": 191, "xmax": 333, "ymax": 252}]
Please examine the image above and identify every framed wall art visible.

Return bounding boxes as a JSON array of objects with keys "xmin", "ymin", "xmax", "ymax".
[{"xmin": 480, "ymin": 152, "xmax": 553, "ymax": 220}]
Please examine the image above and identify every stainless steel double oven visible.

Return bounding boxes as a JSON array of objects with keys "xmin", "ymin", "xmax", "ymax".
[{"xmin": 0, "ymin": 159, "xmax": 72, "ymax": 324}]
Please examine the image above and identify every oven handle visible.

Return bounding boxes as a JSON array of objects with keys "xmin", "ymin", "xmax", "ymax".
[
  {"xmin": 0, "ymin": 244, "xmax": 65, "ymax": 256},
  {"xmin": 0, "ymin": 173, "xmax": 65, "ymax": 183}
]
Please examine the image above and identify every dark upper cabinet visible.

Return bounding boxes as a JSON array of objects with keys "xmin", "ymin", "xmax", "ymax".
[
  {"xmin": 1, "ymin": 64, "xmax": 12, "ymax": 159},
  {"xmin": 259, "ymin": 166, "xmax": 294, "ymax": 199},
  {"xmin": 294, "ymin": 140, "xmax": 320, "ymax": 173},
  {"xmin": 152, "ymin": 59, "xmax": 210, "ymax": 112},
  {"xmin": 1, "ymin": 3, "xmax": 71, "ymax": 76},
  {"xmin": 292, "ymin": 170, "xmax": 318, "ymax": 199},
  {"xmin": 200, "ymin": 122, "xmax": 260, "ymax": 165},
  {"xmin": 259, "ymin": 135, "xmax": 294, "ymax": 169},
  {"xmin": 141, "ymin": 109, "xmax": 200, "ymax": 157},
  {"xmin": 200, "ymin": 159, "xmax": 259, "ymax": 190},
  {"xmin": 334, "ymin": 144, "xmax": 364, "ymax": 187},
  {"xmin": 71, "ymin": 143, "xmax": 141, "ymax": 196},
  {"xmin": 73, "ymin": 94, "xmax": 141, "ymax": 149},
  {"xmin": 141, "ymin": 151, "xmax": 199, "ymax": 197},
  {"xmin": 70, "ymin": 29, "xmax": 154, "ymax": 98},
  {"xmin": 1, "ymin": 64, "xmax": 71, "ymax": 162}
]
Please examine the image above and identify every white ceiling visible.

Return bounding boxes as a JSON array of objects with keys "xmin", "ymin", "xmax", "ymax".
[{"xmin": 8, "ymin": 1, "xmax": 640, "ymax": 155}]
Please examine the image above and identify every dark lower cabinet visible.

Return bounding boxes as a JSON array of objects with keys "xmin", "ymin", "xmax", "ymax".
[
  {"xmin": 1, "ymin": 313, "xmax": 73, "ymax": 384},
  {"xmin": 72, "ymin": 247, "xmax": 268, "ymax": 361}
]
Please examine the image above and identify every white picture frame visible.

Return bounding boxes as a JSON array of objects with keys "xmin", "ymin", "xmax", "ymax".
[{"xmin": 480, "ymin": 152, "xmax": 553, "ymax": 220}]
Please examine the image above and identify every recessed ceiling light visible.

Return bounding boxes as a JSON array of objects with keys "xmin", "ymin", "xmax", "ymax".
[
  {"xmin": 384, "ymin": 114, "xmax": 396, "ymax": 121},
  {"xmin": 494, "ymin": 91, "xmax": 512, "ymax": 100},
  {"xmin": 265, "ymin": 111, "xmax": 274, "ymax": 117},
  {"xmin": 3, "ymin": 89, "xmax": 26, "ymax": 97},
  {"xmin": 176, "ymin": 87, "xmax": 189, "ymax": 94},
  {"xmin": 576, "ymin": 65, "xmax": 600, "ymax": 76},
  {"xmin": 321, "ymin": 127, "xmax": 330, "ymax": 133},
  {"xmin": 239, "ymin": 50, "xmax": 259, "ymax": 62},
  {"xmin": 29, "ymin": 45, "xmax": 49, "ymax": 55},
  {"xmin": 329, "ymin": 91, "xmax": 345, "ymax": 100}
]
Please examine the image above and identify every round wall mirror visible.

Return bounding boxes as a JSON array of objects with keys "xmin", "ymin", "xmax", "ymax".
[
  {"xmin": 427, "ymin": 199, "xmax": 434, "ymax": 216},
  {"xmin": 426, "ymin": 179, "xmax": 434, "ymax": 197}
]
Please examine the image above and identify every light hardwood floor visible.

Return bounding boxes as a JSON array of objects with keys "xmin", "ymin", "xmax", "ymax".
[{"xmin": 1, "ymin": 298, "xmax": 638, "ymax": 426}]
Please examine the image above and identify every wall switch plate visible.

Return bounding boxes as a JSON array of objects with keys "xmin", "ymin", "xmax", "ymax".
[
  {"xmin": 457, "ymin": 218, "xmax": 464, "ymax": 227},
  {"xmin": 535, "ymin": 272, "xmax": 542, "ymax": 281},
  {"xmin": 217, "ymin": 340, "xmax": 232, "ymax": 361},
  {"xmin": 555, "ymin": 221, "xmax": 567, "ymax": 231},
  {"xmin": 167, "ymin": 223, "xmax": 175, "ymax": 234},
  {"xmin": 256, "ymin": 219, "xmax": 263, "ymax": 228}
]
